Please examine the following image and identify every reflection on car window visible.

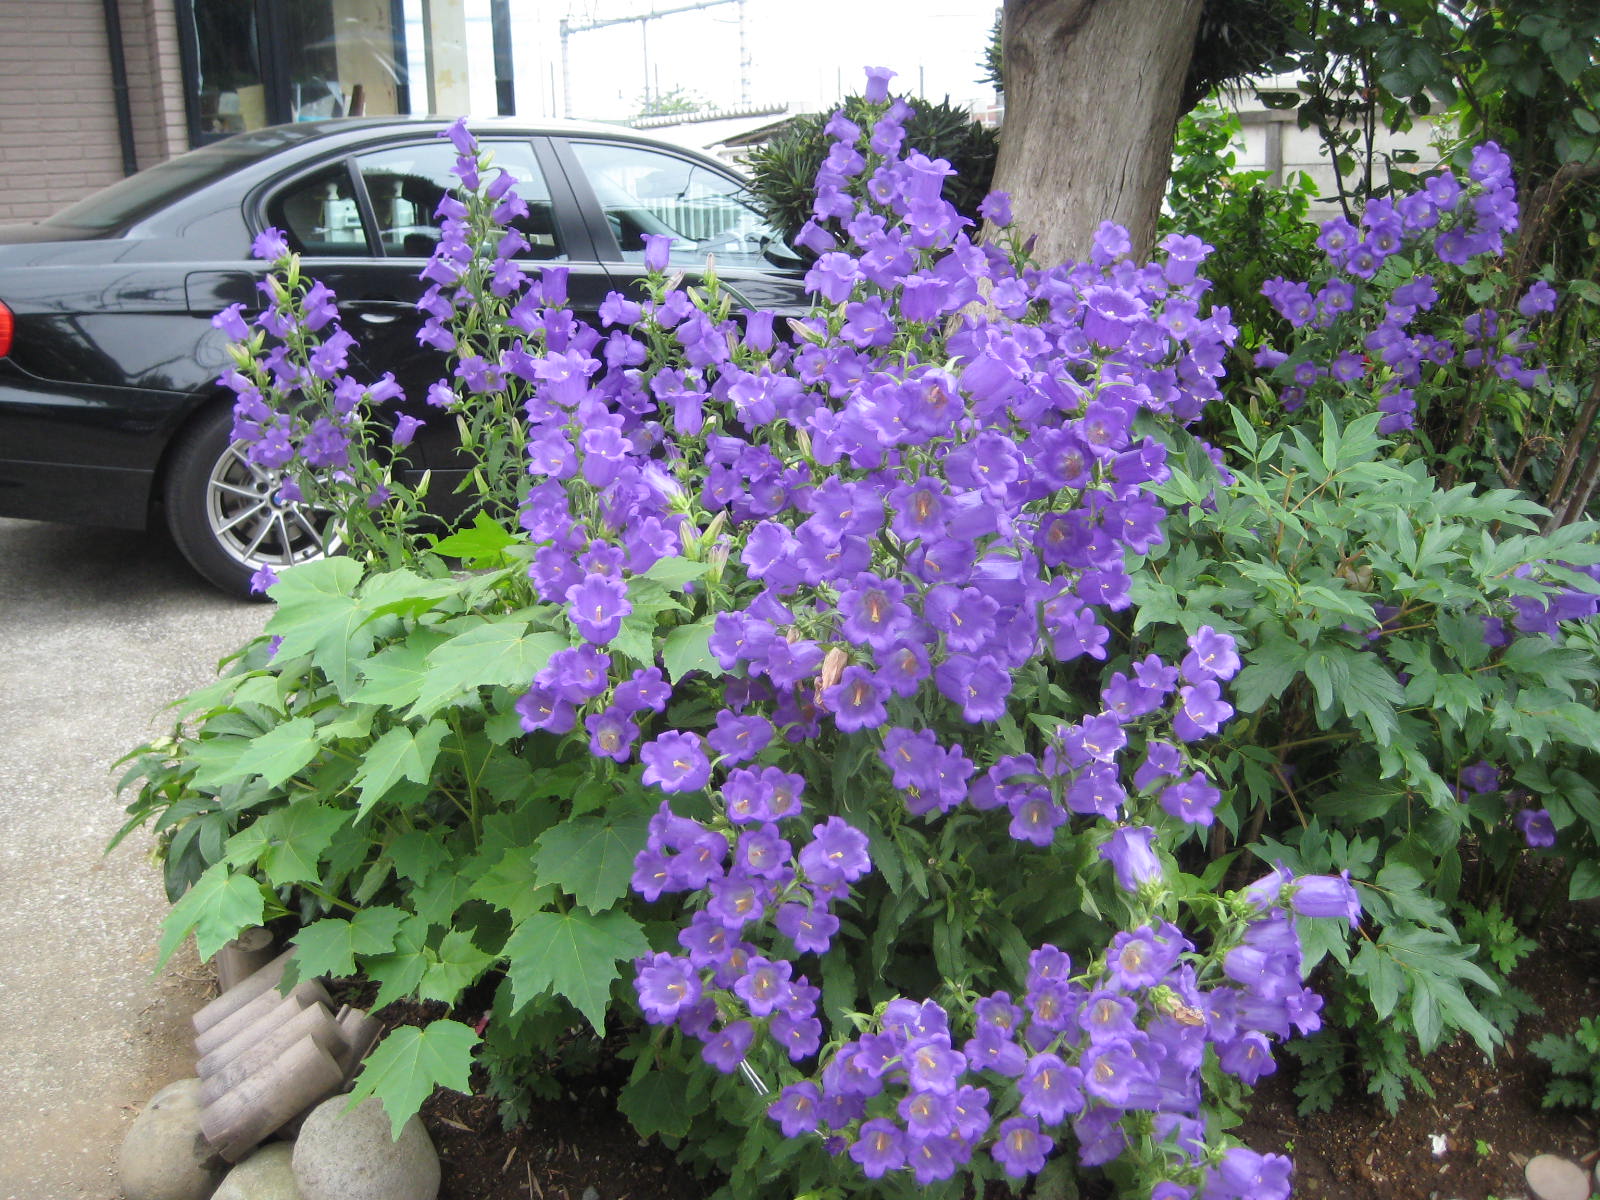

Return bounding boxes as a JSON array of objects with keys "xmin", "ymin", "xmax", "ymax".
[
  {"xmin": 356, "ymin": 141, "xmax": 564, "ymax": 261},
  {"xmin": 266, "ymin": 163, "xmax": 367, "ymax": 256},
  {"xmin": 45, "ymin": 127, "xmax": 322, "ymax": 233},
  {"xmin": 568, "ymin": 140, "xmax": 792, "ymax": 269}
]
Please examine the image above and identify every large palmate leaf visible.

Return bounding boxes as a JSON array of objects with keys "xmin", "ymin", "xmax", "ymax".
[
  {"xmin": 290, "ymin": 905, "xmax": 408, "ymax": 979},
  {"xmin": 159, "ymin": 862, "xmax": 269, "ymax": 966},
  {"xmin": 352, "ymin": 721, "xmax": 449, "ymax": 819},
  {"xmin": 347, "ymin": 1019, "xmax": 480, "ymax": 1138},
  {"xmin": 410, "ymin": 617, "xmax": 566, "ymax": 717},
  {"xmin": 504, "ymin": 909, "xmax": 650, "ymax": 1033},
  {"xmin": 532, "ymin": 812, "xmax": 652, "ymax": 913}
]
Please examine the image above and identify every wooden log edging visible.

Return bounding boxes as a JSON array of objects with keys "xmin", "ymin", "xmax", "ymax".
[{"xmin": 190, "ymin": 931, "xmax": 384, "ymax": 1162}]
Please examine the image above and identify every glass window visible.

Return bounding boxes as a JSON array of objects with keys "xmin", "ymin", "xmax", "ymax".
[
  {"xmin": 191, "ymin": 0, "xmax": 269, "ymax": 136},
  {"xmin": 266, "ymin": 163, "xmax": 368, "ymax": 256},
  {"xmin": 356, "ymin": 141, "xmax": 564, "ymax": 260},
  {"xmin": 568, "ymin": 141, "xmax": 794, "ymax": 269},
  {"xmin": 44, "ymin": 127, "xmax": 323, "ymax": 232},
  {"xmin": 186, "ymin": 0, "xmax": 404, "ymax": 140},
  {"xmin": 282, "ymin": 0, "xmax": 403, "ymax": 121}
]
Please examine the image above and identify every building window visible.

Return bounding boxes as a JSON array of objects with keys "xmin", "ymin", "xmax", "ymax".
[
  {"xmin": 179, "ymin": 0, "xmax": 409, "ymax": 143},
  {"xmin": 178, "ymin": 0, "xmax": 516, "ymax": 149}
]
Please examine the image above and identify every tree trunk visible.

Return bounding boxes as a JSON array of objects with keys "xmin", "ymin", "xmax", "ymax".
[{"xmin": 991, "ymin": 0, "xmax": 1203, "ymax": 267}]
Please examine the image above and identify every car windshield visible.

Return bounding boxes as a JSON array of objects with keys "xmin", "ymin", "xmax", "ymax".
[{"xmin": 43, "ymin": 126, "xmax": 329, "ymax": 233}]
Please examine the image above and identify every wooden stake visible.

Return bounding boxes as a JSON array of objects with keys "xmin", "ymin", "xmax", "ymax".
[
  {"xmin": 199, "ymin": 1034, "xmax": 343, "ymax": 1161},
  {"xmin": 191, "ymin": 948, "xmax": 295, "ymax": 1036}
]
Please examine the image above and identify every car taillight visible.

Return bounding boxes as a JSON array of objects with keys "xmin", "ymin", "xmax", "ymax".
[{"xmin": 0, "ymin": 300, "xmax": 11, "ymax": 357}]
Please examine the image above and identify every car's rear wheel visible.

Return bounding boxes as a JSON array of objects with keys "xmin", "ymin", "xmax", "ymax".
[{"xmin": 164, "ymin": 403, "xmax": 340, "ymax": 597}]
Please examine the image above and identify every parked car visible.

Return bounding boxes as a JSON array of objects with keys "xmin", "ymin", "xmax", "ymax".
[{"xmin": 0, "ymin": 117, "xmax": 806, "ymax": 595}]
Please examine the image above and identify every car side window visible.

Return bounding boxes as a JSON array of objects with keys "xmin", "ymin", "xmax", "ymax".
[
  {"xmin": 266, "ymin": 163, "xmax": 367, "ymax": 256},
  {"xmin": 355, "ymin": 141, "xmax": 565, "ymax": 261},
  {"xmin": 568, "ymin": 140, "xmax": 790, "ymax": 269}
]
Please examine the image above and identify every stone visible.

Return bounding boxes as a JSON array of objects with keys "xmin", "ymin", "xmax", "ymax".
[
  {"xmin": 292, "ymin": 1096, "xmax": 439, "ymax": 1200},
  {"xmin": 213, "ymin": 1142, "xmax": 303, "ymax": 1200},
  {"xmin": 1526, "ymin": 1153, "xmax": 1590, "ymax": 1200},
  {"xmin": 118, "ymin": 1078, "xmax": 227, "ymax": 1200},
  {"xmin": 581, "ymin": 1189, "xmax": 600, "ymax": 1200}
]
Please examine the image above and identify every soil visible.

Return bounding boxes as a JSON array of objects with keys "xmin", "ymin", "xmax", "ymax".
[
  {"xmin": 366, "ymin": 906, "xmax": 1600, "ymax": 1200},
  {"xmin": 1235, "ymin": 904, "xmax": 1600, "ymax": 1200}
]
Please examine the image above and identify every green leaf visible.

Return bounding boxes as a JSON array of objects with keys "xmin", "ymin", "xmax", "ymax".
[
  {"xmin": 533, "ymin": 813, "xmax": 653, "ymax": 913},
  {"xmin": 642, "ymin": 555, "xmax": 711, "ymax": 590},
  {"xmin": 159, "ymin": 864, "xmax": 269, "ymax": 966},
  {"xmin": 418, "ymin": 930, "xmax": 497, "ymax": 1005},
  {"xmin": 1341, "ymin": 650, "xmax": 1405, "ymax": 744},
  {"xmin": 347, "ymin": 1019, "xmax": 480, "ymax": 1139},
  {"xmin": 469, "ymin": 846, "xmax": 555, "ymax": 924},
  {"xmin": 264, "ymin": 558, "xmax": 376, "ymax": 697},
  {"xmin": 351, "ymin": 632, "xmax": 449, "ymax": 707},
  {"xmin": 411, "ymin": 868, "xmax": 475, "ymax": 929},
  {"xmin": 290, "ymin": 906, "xmax": 408, "ymax": 979},
  {"xmin": 431, "ymin": 513, "xmax": 520, "ymax": 564},
  {"xmin": 1233, "ymin": 634, "xmax": 1307, "ymax": 712},
  {"xmin": 253, "ymin": 802, "xmax": 352, "ymax": 887},
  {"xmin": 231, "ymin": 717, "xmax": 321, "ymax": 787},
  {"xmin": 388, "ymin": 830, "xmax": 450, "ymax": 884},
  {"xmin": 412, "ymin": 619, "xmax": 567, "ymax": 717},
  {"xmin": 608, "ymin": 611, "xmax": 658, "ymax": 667},
  {"xmin": 662, "ymin": 619, "xmax": 725, "ymax": 682},
  {"xmin": 1571, "ymin": 861, "xmax": 1600, "ymax": 902},
  {"xmin": 365, "ymin": 914, "xmax": 433, "ymax": 1008},
  {"xmin": 352, "ymin": 721, "xmax": 450, "ymax": 819},
  {"xmin": 503, "ymin": 909, "xmax": 650, "ymax": 1033},
  {"xmin": 618, "ymin": 1070, "xmax": 704, "ymax": 1139}
]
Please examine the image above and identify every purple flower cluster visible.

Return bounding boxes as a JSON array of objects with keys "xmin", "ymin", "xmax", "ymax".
[
  {"xmin": 753, "ymin": 878, "xmax": 1334, "ymax": 1197},
  {"xmin": 428, "ymin": 87, "xmax": 1340, "ymax": 1195},
  {"xmin": 217, "ymin": 244, "xmax": 406, "ymax": 501},
  {"xmin": 1255, "ymin": 143, "xmax": 1543, "ymax": 435}
]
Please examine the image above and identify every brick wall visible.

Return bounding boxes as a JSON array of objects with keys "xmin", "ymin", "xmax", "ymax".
[{"xmin": 0, "ymin": 0, "xmax": 190, "ymax": 224}]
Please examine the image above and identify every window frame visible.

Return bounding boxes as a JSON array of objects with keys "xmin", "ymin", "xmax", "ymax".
[
  {"xmin": 549, "ymin": 135, "xmax": 781, "ymax": 268},
  {"xmin": 246, "ymin": 135, "xmax": 600, "ymax": 267}
]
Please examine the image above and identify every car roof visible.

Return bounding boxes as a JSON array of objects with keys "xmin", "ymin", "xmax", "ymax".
[
  {"xmin": 220, "ymin": 115, "xmax": 733, "ymax": 159},
  {"xmin": 38, "ymin": 115, "xmax": 745, "ymax": 238}
]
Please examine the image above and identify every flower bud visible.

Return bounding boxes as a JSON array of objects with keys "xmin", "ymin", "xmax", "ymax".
[
  {"xmin": 706, "ymin": 537, "xmax": 729, "ymax": 585},
  {"xmin": 818, "ymin": 646, "xmax": 848, "ymax": 693}
]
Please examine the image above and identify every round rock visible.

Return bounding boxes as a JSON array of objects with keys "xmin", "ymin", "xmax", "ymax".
[
  {"xmin": 214, "ymin": 1142, "xmax": 303, "ymax": 1200},
  {"xmin": 118, "ymin": 1078, "xmax": 227, "ymax": 1200},
  {"xmin": 292, "ymin": 1096, "xmax": 439, "ymax": 1200},
  {"xmin": 1526, "ymin": 1153, "xmax": 1590, "ymax": 1200}
]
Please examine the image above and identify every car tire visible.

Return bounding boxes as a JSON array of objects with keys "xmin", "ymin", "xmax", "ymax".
[{"xmin": 164, "ymin": 402, "xmax": 339, "ymax": 598}]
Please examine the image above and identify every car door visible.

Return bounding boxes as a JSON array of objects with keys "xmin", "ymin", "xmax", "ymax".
[{"xmin": 549, "ymin": 135, "xmax": 809, "ymax": 318}]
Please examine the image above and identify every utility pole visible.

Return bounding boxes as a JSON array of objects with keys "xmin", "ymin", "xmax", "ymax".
[{"xmin": 558, "ymin": 0, "xmax": 744, "ymax": 118}]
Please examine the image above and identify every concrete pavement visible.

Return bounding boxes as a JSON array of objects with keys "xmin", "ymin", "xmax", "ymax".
[{"xmin": 0, "ymin": 517, "xmax": 267, "ymax": 1199}]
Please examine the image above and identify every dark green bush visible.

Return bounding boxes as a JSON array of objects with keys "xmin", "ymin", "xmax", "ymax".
[{"xmin": 743, "ymin": 94, "xmax": 997, "ymax": 247}]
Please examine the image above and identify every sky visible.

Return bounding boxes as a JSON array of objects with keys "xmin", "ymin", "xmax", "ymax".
[{"xmin": 492, "ymin": 0, "xmax": 1003, "ymax": 123}]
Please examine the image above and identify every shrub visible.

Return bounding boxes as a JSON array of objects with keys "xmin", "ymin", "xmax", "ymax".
[
  {"xmin": 118, "ymin": 73, "xmax": 1600, "ymax": 1199},
  {"xmin": 743, "ymin": 92, "xmax": 997, "ymax": 250}
]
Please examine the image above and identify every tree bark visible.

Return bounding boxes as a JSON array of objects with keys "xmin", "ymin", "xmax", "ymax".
[{"xmin": 990, "ymin": 0, "xmax": 1204, "ymax": 267}]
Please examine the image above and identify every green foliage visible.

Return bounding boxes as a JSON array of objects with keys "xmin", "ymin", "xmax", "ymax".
[
  {"xmin": 635, "ymin": 86, "xmax": 701, "ymax": 119},
  {"xmin": 1160, "ymin": 105, "xmax": 1321, "ymax": 372},
  {"xmin": 346, "ymin": 1019, "xmax": 480, "ymax": 1138},
  {"xmin": 1142, "ymin": 411, "xmax": 1600, "ymax": 1104},
  {"xmin": 1531, "ymin": 1016, "xmax": 1600, "ymax": 1110},
  {"xmin": 117, "ymin": 552, "xmax": 687, "ymax": 1133},
  {"xmin": 743, "ymin": 95, "xmax": 997, "ymax": 246},
  {"xmin": 978, "ymin": 8, "xmax": 1002, "ymax": 94}
]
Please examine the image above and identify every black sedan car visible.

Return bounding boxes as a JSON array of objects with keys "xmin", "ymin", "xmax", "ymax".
[{"xmin": 0, "ymin": 117, "xmax": 805, "ymax": 594}]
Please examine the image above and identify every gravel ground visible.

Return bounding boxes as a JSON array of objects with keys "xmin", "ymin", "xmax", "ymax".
[{"xmin": 0, "ymin": 517, "xmax": 266, "ymax": 1199}]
